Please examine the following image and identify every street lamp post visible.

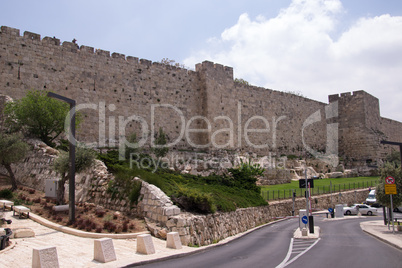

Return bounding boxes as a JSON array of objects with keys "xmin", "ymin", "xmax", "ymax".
[{"xmin": 47, "ymin": 92, "xmax": 76, "ymax": 223}]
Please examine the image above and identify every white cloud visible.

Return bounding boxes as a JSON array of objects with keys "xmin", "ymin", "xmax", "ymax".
[{"xmin": 184, "ymin": 0, "xmax": 402, "ymax": 122}]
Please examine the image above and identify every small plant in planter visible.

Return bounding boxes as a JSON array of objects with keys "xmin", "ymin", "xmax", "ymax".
[{"xmin": 95, "ymin": 208, "xmax": 106, "ymax": 217}]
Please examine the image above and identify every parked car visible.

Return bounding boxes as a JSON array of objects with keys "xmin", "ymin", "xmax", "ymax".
[
  {"xmin": 365, "ymin": 190, "xmax": 381, "ymax": 207},
  {"xmin": 394, "ymin": 207, "xmax": 402, "ymax": 213},
  {"xmin": 343, "ymin": 204, "xmax": 377, "ymax": 216},
  {"xmin": 365, "ymin": 190, "xmax": 376, "ymax": 204}
]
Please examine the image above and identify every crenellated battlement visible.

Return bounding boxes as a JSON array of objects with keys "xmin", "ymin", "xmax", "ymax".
[
  {"xmin": 196, "ymin": 60, "xmax": 234, "ymax": 80},
  {"xmin": 0, "ymin": 25, "xmax": 194, "ymax": 74},
  {"xmin": 328, "ymin": 90, "xmax": 370, "ymax": 102}
]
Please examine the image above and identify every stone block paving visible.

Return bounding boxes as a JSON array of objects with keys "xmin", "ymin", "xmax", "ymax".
[{"xmin": 0, "ymin": 211, "xmax": 197, "ymax": 267}]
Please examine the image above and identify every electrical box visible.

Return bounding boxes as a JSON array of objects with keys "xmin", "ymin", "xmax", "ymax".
[
  {"xmin": 335, "ymin": 204, "xmax": 344, "ymax": 218},
  {"xmin": 45, "ymin": 179, "xmax": 58, "ymax": 198}
]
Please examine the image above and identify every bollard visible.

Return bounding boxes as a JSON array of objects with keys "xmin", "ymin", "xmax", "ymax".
[
  {"xmin": 309, "ymin": 215, "xmax": 314, "ymax": 234},
  {"xmin": 137, "ymin": 234, "xmax": 155, "ymax": 255},
  {"xmin": 94, "ymin": 238, "xmax": 116, "ymax": 263},
  {"xmin": 32, "ymin": 246, "xmax": 59, "ymax": 268},
  {"xmin": 166, "ymin": 232, "xmax": 182, "ymax": 249}
]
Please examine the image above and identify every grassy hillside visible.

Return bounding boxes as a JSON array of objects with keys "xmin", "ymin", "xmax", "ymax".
[{"xmin": 98, "ymin": 151, "xmax": 268, "ymax": 213}]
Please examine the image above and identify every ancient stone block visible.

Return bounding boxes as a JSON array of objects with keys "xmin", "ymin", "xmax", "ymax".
[
  {"xmin": 166, "ymin": 232, "xmax": 182, "ymax": 249},
  {"xmin": 94, "ymin": 238, "xmax": 117, "ymax": 263},
  {"xmin": 136, "ymin": 234, "xmax": 155, "ymax": 255},
  {"xmin": 13, "ymin": 228, "xmax": 35, "ymax": 238},
  {"xmin": 32, "ymin": 246, "xmax": 59, "ymax": 268}
]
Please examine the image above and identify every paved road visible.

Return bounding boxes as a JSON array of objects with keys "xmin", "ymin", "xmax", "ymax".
[
  {"xmin": 133, "ymin": 218, "xmax": 298, "ymax": 268},
  {"xmin": 133, "ymin": 215, "xmax": 402, "ymax": 268},
  {"xmin": 285, "ymin": 216, "xmax": 402, "ymax": 268}
]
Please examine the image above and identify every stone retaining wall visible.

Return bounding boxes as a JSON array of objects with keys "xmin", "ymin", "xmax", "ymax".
[
  {"xmin": 162, "ymin": 188, "xmax": 369, "ymax": 246},
  {"xmin": 136, "ymin": 179, "xmax": 181, "ymax": 223}
]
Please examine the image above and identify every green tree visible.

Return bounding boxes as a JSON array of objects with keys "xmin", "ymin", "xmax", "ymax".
[
  {"xmin": 159, "ymin": 58, "xmax": 186, "ymax": 68},
  {"xmin": 385, "ymin": 150, "xmax": 401, "ymax": 167},
  {"xmin": 234, "ymin": 78, "xmax": 250, "ymax": 86},
  {"xmin": 228, "ymin": 159, "xmax": 265, "ymax": 193},
  {"xmin": 376, "ymin": 163, "xmax": 402, "ymax": 208},
  {"xmin": 52, "ymin": 146, "xmax": 96, "ymax": 204},
  {"xmin": 4, "ymin": 90, "xmax": 79, "ymax": 147},
  {"xmin": 0, "ymin": 133, "xmax": 29, "ymax": 191},
  {"xmin": 152, "ymin": 127, "xmax": 169, "ymax": 159}
]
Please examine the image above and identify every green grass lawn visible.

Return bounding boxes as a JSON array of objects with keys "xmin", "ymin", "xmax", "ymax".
[{"xmin": 260, "ymin": 177, "xmax": 379, "ymax": 200}]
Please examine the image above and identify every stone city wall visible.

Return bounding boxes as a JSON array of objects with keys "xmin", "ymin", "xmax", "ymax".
[
  {"xmin": 329, "ymin": 91, "xmax": 402, "ymax": 168},
  {"xmin": 2, "ymin": 26, "xmax": 402, "ymax": 166},
  {"xmin": 0, "ymin": 25, "xmax": 327, "ymax": 159}
]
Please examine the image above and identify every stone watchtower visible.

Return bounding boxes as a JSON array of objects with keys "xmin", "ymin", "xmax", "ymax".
[{"xmin": 329, "ymin": 91, "xmax": 384, "ymax": 168}]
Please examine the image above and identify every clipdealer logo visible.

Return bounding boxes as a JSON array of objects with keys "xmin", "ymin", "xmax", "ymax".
[{"xmin": 62, "ymin": 100, "xmax": 339, "ymax": 168}]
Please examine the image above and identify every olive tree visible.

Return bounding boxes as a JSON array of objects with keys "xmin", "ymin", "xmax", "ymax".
[
  {"xmin": 52, "ymin": 146, "xmax": 96, "ymax": 204},
  {"xmin": 0, "ymin": 132, "xmax": 29, "ymax": 191},
  {"xmin": 4, "ymin": 90, "xmax": 79, "ymax": 147}
]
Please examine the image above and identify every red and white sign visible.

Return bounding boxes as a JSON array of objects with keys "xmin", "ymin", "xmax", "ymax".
[{"xmin": 385, "ymin": 176, "xmax": 395, "ymax": 184}]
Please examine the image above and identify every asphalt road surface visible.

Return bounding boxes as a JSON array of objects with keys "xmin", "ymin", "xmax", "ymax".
[{"xmin": 131, "ymin": 214, "xmax": 402, "ymax": 268}]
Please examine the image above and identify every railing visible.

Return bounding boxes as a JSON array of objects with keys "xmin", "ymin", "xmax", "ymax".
[{"xmin": 261, "ymin": 180, "xmax": 376, "ymax": 201}]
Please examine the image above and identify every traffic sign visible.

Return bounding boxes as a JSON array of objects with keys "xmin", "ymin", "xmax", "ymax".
[
  {"xmin": 385, "ymin": 176, "xmax": 395, "ymax": 184},
  {"xmin": 301, "ymin": 215, "xmax": 308, "ymax": 224},
  {"xmin": 328, "ymin": 208, "xmax": 333, "ymax": 213},
  {"xmin": 385, "ymin": 184, "xmax": 397, "ymax": 195},
  {"xmin": 299, "ymin": 178, "xmax": 314, "ymax": 188}
]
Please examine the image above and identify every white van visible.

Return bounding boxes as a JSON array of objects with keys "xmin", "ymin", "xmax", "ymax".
[{"xmin": 365, "ymin": 190, "xmax": 377, "ymax": 206}]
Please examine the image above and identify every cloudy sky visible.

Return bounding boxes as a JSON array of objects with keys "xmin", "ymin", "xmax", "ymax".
[{"xmin": 1, "ymin": 0, "xmax": 402, "ymax": 121}]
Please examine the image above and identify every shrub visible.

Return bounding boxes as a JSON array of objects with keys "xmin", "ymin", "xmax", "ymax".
[
  {"xmin": 128, "ymin": 180, "xmax": 142, "ymax": 204},
  {"xmin": 172, "ymin": 186, "xmax": 216, "ymax": 214},
  {"xmin": 0, "ymin": 188, "xmax": 13, "ymax": 199},
  {"xmin": 122, "ymin": 222, "xmax": 128, "ymax": 232},
  {"xmin": 103, "ymin": 221, "xmax": 116, "ymax": 233},
  {"xmin": 95, "ymin": 208, "xmax": 106, "ymax": 217}
]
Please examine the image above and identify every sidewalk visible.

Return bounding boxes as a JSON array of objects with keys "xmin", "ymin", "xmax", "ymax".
[
  {"xmin": 0, "ymin": 211, "xmax": 200, "ymax": 267},
  {"xmin": 0, "ymin": 211, "xmax": 287, "ymax": 267},
  {"xmin": 360, "ymin": 220, "xmax": 402, "ymax": 250}
]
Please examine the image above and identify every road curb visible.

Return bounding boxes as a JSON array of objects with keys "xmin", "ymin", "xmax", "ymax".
[{"xmin": 28, "ymin": 212, "xmax": 150, "ymax": 239}]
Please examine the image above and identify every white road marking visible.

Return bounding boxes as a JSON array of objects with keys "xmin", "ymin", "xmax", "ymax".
[{"xmin": 276, "ymin": 238, "xmax": 320, "ymax": 268}]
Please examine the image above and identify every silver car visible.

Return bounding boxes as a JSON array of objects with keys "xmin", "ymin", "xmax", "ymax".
[{"xmin": 344, "ymin": 204, "xmax": 377, "ymax": 216}]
